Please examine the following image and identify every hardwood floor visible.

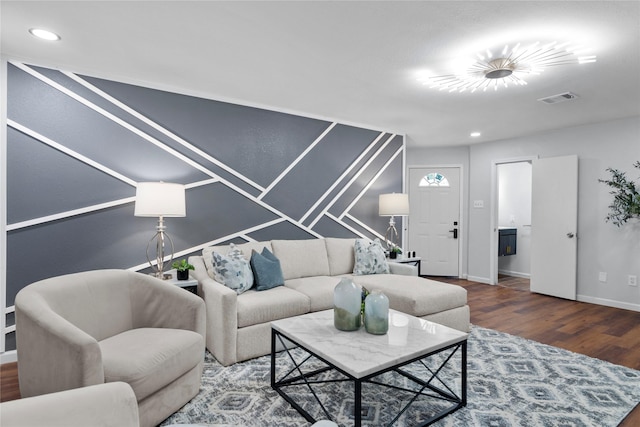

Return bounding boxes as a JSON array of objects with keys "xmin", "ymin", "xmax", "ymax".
[
  {"xmin": 2, "ymin": 277, "xmax": 639, "ymax": 425},
  {"xmin": 431, "ymin": 276, "xmax": 640, "ymax": 426}
]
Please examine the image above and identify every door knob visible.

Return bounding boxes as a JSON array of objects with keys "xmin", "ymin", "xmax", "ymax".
[
  {"xmin": 566, "ymin": 232, "xmax": 575, "ymax": 238},
  {"xmin": 449, "ymin": 228, "xmax": 458, "ymax": 239}
]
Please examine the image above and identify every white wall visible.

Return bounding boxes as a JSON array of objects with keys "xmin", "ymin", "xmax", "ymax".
[
  {"xmin": 408, "ymin": 116, "xmax": 640, "ymax": 311},
  {"xmin": 498, "ymin": 162, "xmax": 532, "ymax": 277}
]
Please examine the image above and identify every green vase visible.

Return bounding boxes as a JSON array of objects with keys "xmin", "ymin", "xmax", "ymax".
[
  {"xmin": 364, "ymin": 290, "xmax": 389, "ymax": 335},
  {"xmin": 333, "ymin": 278, "xmax": 361, "ymax": 331}
]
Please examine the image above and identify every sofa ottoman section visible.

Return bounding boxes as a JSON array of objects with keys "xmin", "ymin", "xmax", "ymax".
[{"xmin": 352, "ymin": 275, "xmax": 468, "ymax": 318}]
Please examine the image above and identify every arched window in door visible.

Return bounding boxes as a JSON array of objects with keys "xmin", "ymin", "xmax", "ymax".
[{"xmin": 419, "ymin": 172, "xmax": 450, "ymax": 187}]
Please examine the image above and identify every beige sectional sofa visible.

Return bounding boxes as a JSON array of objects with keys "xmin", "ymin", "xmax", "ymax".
[{"xmin": 189, "ymin": 237, "xmax": 470, "ymax": 366}]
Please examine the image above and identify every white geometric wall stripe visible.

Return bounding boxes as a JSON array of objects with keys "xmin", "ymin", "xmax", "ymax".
[{"xmin": 1, "ymin": 61, "xmax": 404, "ymax": 352}]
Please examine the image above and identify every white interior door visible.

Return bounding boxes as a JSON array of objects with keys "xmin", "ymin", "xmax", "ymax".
[
  {"xmin": 530, "ymin": 155, "xmax": 578, "ymax": 299},
  {"xmin": 408, "ymin": 167, "xmax": 460, "ymax": 276}
]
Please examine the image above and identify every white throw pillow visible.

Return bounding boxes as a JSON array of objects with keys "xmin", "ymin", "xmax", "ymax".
[
  {"xmin": 353, "ymin": 238, "xmax": 389, "ymax": 275},
  {"xmin": 212, "ymin": 243, "xmax": 254, "ymax": 294}
]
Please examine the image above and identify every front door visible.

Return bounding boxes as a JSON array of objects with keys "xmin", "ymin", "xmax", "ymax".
[{"xmin": 408, "ymin": 167, "xmax": 461, "ymax": 276}]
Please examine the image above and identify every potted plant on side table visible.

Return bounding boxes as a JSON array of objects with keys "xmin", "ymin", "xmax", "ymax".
[
  {"xmin": 389, "ymin": 246, "xmax": 402, "ymax": 259},
  {"xmin": 172, "ymin": 259, "xmax": 195, "ymax": 280}
]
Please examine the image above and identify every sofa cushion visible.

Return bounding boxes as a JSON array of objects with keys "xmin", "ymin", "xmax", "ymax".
[
  {"xmin": 99, "ymin": 328, "xmax": 204, "ymax": 401},
  {"xmin": 352, "ymin": 275, "xmax": 467, "ymax": 317},
  {"xmin": 250, "ymin": 248, "xmax": 285, "ymax": 291},
  {"xmin": 236, "ymin": 287, "xmax": 310, "ymax": 328},
  {"xmin": 353, "ymin": 239, "xmax": 389, "ymax": 275},
  {"xmin": 271, "ymin": 239, "xmax": 331, "ymax": 280},
  {"xmin": 284, "ymin": 276, "xmax": 342, "ymax": 311},
  {"xmin": 212, "ymin": 244, "xmax": 254, "ymax": 294},
  {"xmin": 325, "ymin": 238, "xmax": 356, "ymax": 276},
  {"xmin": 203, "ymin": 241, "xmax": 273, "ymax": 279}
]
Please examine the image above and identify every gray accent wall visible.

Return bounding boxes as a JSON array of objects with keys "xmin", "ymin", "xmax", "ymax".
[{"xmin": 2, "ymin": 62, "xmax": 404, "ymax": 352}]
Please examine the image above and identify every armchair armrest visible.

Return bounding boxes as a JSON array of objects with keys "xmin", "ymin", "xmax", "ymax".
[
  {"xmin": 190, "ymin": 256, "xmax": 239, "ymax": 366},
  {"xmin": 15, "ymin": 292, "xmax": 104, "ymax": 397},
  {"xmin": 0, "ymin": 382, "xmax": 139, "ymax": 427},
  {"xmin": 129, "ymin": 272, "xmax": 205, "ymax": 338}
]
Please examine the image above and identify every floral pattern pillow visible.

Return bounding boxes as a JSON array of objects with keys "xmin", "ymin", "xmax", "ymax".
[
  {"xmin": 353, "ymin": 238, "xmax": 390, "ymax": 275},
  {"xmin": 212, "ymin": 243, "xmax": 254, "ymax": 294}
]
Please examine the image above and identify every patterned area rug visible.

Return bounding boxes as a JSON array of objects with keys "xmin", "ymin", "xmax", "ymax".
[{"xmin": 161, "ymin": 326, "xmax": 640, "ymax": 426}]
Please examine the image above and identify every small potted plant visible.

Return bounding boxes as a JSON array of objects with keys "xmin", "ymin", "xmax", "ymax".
[
  {"xmin": 389, "ymin": 246, "xmax": 402, "ymax": 259},
  {"xmin": 172, "ymin": 259, "xmax": 194, "ymax": 280}
]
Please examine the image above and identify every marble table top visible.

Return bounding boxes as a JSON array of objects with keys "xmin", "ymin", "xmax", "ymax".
[{"xmin": 271, "ymin": 309, "xmax": 468, "ymax": 379}]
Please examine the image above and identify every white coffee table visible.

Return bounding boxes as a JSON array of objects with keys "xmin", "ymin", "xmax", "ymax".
[{"xmin": 271, "ymin": 309, "xmax": 468, "ymax": 426}]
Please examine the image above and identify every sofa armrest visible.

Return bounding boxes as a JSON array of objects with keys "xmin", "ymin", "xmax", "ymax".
[
  {"xmin": 129, "ymin": 272, "xmax": 206, "ymax": 338},
  {"xmin": 15, "ymin": 292, "xmax": 104, "ymax": 397},
  {"xmin": 388, "ymin": 262, "xmax": 419, "ymax": 276},
  {"xmin": 190, "ymin": 256, "xmax": 239, "ymax": 366},
  {"xmin": 0, "ymin": 382, "xmax": 139, "ymax": 427}
]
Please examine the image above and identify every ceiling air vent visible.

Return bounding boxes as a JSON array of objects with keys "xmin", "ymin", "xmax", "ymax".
[{"xmin": 537, "ymin": 92, "xmax": 579, "ymax": 105}]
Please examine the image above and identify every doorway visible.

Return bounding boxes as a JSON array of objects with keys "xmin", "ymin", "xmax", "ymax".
[{"xmin": 496, "ymin": 161, "xmax": 532, "ymax": 290}]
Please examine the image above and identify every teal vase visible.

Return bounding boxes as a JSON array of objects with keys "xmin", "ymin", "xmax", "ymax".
[
  {"xmin": 364, "ymin": 290, "xmax": 389, "ymax": 334},
  {"xmin": 333, "ymin": 278, "xmax": 362, "ymax": 331}
]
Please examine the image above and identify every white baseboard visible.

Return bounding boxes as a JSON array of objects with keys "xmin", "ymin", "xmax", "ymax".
[
  {"xmin": 466, "ymin": 275, "xmax": 493, "ymax": 285},
  {"xmin": 577, "ymin": 295, "xmax": 640, "ymax": 312},
  {"xmin": 1, "ymin": 349, "xmax": 17, "ymax": 364},
  {"xmin": 497, "ymin": 270, "xmax": 530, "ymax": 279}
]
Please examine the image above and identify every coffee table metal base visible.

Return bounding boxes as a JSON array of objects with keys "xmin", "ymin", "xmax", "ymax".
[{"xmin": 271, "ymin": 329, "xmax": 467, "ymax": 427}]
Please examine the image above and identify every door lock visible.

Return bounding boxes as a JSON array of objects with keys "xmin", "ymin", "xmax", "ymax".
[{"xmin": 566, "ymin": 232, "xmax": 575, "ymax": 238}]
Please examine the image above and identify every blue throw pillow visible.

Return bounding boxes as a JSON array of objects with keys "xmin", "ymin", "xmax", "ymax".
[{"xmin": 250, "ymin": 248, "xmax": 285, "ymax": 291}]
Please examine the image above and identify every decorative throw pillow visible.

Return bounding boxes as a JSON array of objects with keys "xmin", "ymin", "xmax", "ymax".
[
  {"xmin": 353, "ymin": 238, "xmax": 390, "ymax": 275},
  {"xmin": 212, "ymin": 243, "xmax": 254, "ymax": 294},
  {"xmin": 250, "ymin": 248, "xmax": 285, "ymax": 291}
]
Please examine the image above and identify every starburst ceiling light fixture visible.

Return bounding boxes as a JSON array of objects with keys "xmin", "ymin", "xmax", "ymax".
[{"xmin": 419, "ymin": 41, "xmax": 596, "ymax": 93}]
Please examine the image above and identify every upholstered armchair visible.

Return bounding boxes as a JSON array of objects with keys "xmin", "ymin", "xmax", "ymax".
[
  {"xmin": 15, "ymin": 269, "xmax": 206, "ymax": 427},
  {"xmin": 0, "ymin": 382, "xmax": 139, "ymax": 427}
]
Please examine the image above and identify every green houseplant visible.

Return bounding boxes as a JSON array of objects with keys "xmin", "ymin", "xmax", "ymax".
[
  {"xmin": 389, "ymin": 246, "xmax": 402, "ymax": 259},
  {"xmin": 598, "ymin": 161, "xmax": 640, "ymax": 227},
  {"xmin": 172, "ymin": 259, "xmax": 195, "ymax": 280}
]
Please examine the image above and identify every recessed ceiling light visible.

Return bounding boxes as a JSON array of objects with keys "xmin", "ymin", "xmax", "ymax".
[
  {"xmin": 29, "ymin": 28, "xmax": 61, "ymax": 41},
  {"xmin": 470, "ymin": 132, "xmax": 481, "ymax": 137}
]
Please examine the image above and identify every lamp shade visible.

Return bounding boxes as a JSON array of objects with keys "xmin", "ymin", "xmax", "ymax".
[
  {"xmin": 134, "ymin": 182, "xmax": 186, "ymax": 217},
  {"xmin": 379, "ymin": 193, "xmax": 409, "ymax": 216}
]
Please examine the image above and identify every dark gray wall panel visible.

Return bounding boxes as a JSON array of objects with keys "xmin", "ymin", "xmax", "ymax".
[
  {"xmin": 262, "ymin": 124, "xmax": 380, "ymax": 220},
  {"xmin": 7, "ymin": 127, "xmax": 134, "ymax": 223},
  {"xmin": 173, "ymin": 183, "xmax": 280, "ymax": 245},
  {"xmin": 8, "ymin": 64, "xmax": 209, "ymax": 184},
  {"xmin": 80, "ymin": 75, "xmax": 332, "ymax": 188},
  {"xmin": 247, "ymin": 220, "xmax": 316, "ymax": 242},
  {"xmin": 3, "ymin": 61, "xmax": 404, "ymax": 352},
  {"xmin": 6, "ymin": 203, "xmax": 145, "ymax": 306}
]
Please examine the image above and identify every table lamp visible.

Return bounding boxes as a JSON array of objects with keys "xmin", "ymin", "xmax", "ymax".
[
  {"xmin": 134, "ymin": 182, "xmax": 186, "ymax": 278},
  {"xmin": 379, "ymin": 193, "xmax": 409, "ymax": 250}
]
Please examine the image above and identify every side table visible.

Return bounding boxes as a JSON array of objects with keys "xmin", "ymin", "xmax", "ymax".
[
  {"xmin": 163, "ymin": 270, "xmax": 198, "ymax": 295},
  {"xmin": 388, "ymin": 256, "xmax": 422, "ymax": 276}
]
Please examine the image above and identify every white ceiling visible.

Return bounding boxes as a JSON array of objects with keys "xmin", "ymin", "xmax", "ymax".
[{"xmin": 1, "ymin": 1, "xmax": 639, "ymax": 148}]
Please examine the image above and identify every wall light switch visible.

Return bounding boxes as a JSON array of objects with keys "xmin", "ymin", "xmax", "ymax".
[
  {"xmin": 629, "ymin": 275, "xmax": 638, "ymax": 287},
  {"xmin": 598, "ymin": 272, "xmax": 607, "ymax": 282},
  {"xmin": 473, "ymin": 200, "xmax": 484, "ymax": 208}
]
